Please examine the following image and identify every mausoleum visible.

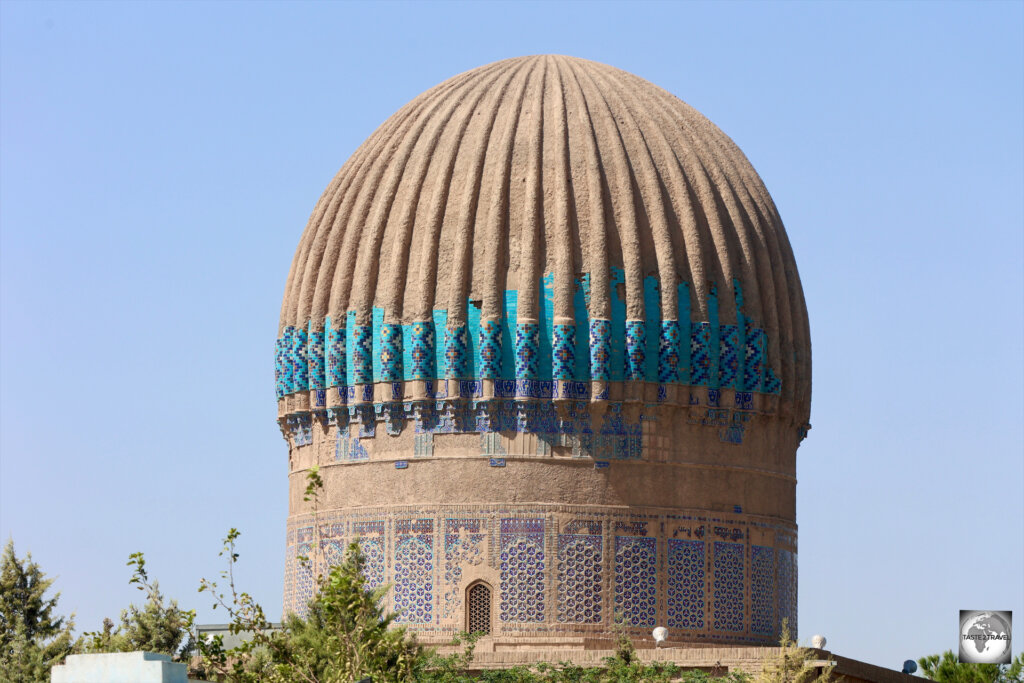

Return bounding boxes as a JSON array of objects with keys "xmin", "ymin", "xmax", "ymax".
[{"xmin": 274, "ymin": 55, "xmax": 811, "ymax": 651}]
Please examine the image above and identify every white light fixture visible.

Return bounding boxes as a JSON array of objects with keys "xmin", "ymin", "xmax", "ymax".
[
  {"xmin": 653, "ymin": 626, "xmax": 668, "ymax": 647},
  {"xmin": 811, "ymin": 634, "xmax": 827, "ymax": 649}
]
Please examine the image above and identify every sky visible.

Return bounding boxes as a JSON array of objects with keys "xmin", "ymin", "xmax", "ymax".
[{"xmin": 1, "ymin": 0, "xmax": 1021, "ymax": 672}]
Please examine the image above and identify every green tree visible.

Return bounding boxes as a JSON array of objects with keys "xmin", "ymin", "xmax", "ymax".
[
  {"xmin": 81, "ymin": 552, "xmax": 195, "ymax": 660},
  {"xmin": 918, "ymin": 651, "xmax": 1024, "ymax": 683},
  {"xmin": 755, "ymin": 620, "xmax": 832, "ymax": 683},
  {"xmin": 0, "ymin": 539, "xmax": 75, "ymax": 683}
]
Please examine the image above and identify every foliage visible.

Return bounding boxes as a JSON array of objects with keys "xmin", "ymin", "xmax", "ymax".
[
  {"xmin": 918, "ymin": 651, "xmax": 1024, "ymax": 683},
  {"xmin": 0, "ymin": 539, "xmax": 76, "ymax": 683},
  {"xmin": 80, "ymin": 552, "xmax": 196, "ymax": 660},
  {"xmin": 756, "ymin": 619, "xmax": 832, "ymax": 683}
]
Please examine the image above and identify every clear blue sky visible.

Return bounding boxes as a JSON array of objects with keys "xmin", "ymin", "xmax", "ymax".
[{"xmin": 2, "ymin": 0, "xmax": 1021, "ymax": 670}]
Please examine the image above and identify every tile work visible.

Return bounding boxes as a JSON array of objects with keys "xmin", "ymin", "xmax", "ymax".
[
  {"xmin": 589, "ymin": 319, "xmax": 612, "ymax": 381},
  {"xmin": 625, "ymin": 321, "xmax": 646, "ymax": 381},
  {"xmin": 614, "ymin": 536, "xmax": 657, "ymax": 628},
  {"xmin": 515, "ymin": 323, "xmax": 540, "ymax": 380},
  {"xmin": 667, "ymin": 539, "xmax": 705, "ymax": 630},
  {"xmin": 500, "ymin": 519, "xmax": 545, "ymax": 623},
  {"xmin": 552, "ymin": 324, "xmax": 575, "ymax": 380},
  {"xmin": 308, "ymin": 322, "xmax": 326, "ymax": 391},
  {"xmin": 750, "ymin": 545, "xmax": 775, "ymax": 635},
  {"xmin": 394, "ymin": 519, "xmax": 433, "ymax": 624},
  {"xmin": 556, "ymin": 534, "xmax": 603, "ymax": 624},
  {"xmin": 284, "ymin": 510, "xmax": 795, "ymax": 642},
  {"xmin": 379, "ymin": 324, "xmax": 403, "ymax": 382},
  {"xmin": 277, "ymin": 274, "xmax": 783, "ymax": 403},
  {"xmin": 713, "ymin": 542, "xmax": 745, "ymax": 632}
]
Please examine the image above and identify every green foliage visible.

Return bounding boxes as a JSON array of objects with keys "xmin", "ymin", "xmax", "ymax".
[
  {"xmin": 80, "ymin": 552, "xmax": 196, "ymax": 660},
  {"xmin": 756, "ymin": 620, "xmax": 831, "ymax": 683},
  {"xmin": 0, "ymin": 539, "xmax": 76, "ymax": 683},
  {"xmin": 918, "ymin": 651, "xmax": 1024, "ymax": 683}
]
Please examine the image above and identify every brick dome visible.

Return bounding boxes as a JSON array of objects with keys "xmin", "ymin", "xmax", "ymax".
[{"xmin": 277, "ymin": 55, "xmax": 811, "ymax": 648}]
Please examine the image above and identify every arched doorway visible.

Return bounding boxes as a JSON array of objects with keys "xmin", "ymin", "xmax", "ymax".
[{"xmin": 466, "ymin": 581, "xmax": 492, "ymax": 635}]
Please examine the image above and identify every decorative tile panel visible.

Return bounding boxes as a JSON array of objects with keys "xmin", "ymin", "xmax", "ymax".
[
  {"xmin": 718, "ymin": 324, "xmax": 739, "ymax": 389},
  {"xmin": 275, "ymin": 336, "xmax": 287, "ymax": 399},
  {"xmin": 750, "ymin": 545, "xmax": 775, "ymax": 635},
  {"xmin": 445, "ymin": 325, "xmax": 468, "ymax": 379},
  {"xmin": 326, "ymin": 318, "xmax": 346, "ymax": 388},
  {"xmin": 690, "ymin": 322, "xmax": 712, "ymax": 386},
  {"xmin": 500, "ymin": 519, "xmax": 545, "ymax": 623},
  {"xmin": 394, "ymin": 519, "xmax": 433, "ymax": 624},
  {"xmin": 443, "ymin": 519, "xmax": 485, "ymax": 619},
  {"xmin": 380, "ymin": 323, "xmax": 403, "ymax": 382},
  {"xmin": 744, "ymin": 325, "xmax": 766, "ymax": 392},
  {"xmin": 614, "ymin": 536, "xmax": 657, "ymax": 627},
  {"xmin": 778, "ymin": 549, "xmax": 797, "ymax": 636},
  {"xmin": 410, "ymin": 321, "xmax": 435, "ymax": 380},
  {"xmin": 589, "ymin": 319, "xmax": 611, "ymax": 382},
  {"xmin": 625, "ymin": 321, "xmax": 646, "ymax": 380},
  {"xmin": 352, "ymin": 325, "xmax": 373, "ymax": 385},
  {"xmin": 479, "ymin": 319, "xmax": 502, "ymax": 379},
  {"xmin": 552, "ymin": 324, "xmax": 575, "ymax": 380},
  {"xmin": 713, "ymin": 541, "xmax": 744, "ymax": 632},
  {"xmin": 659, "ymin": 321, "xmax": 681, "ymax": 383},
  {"xmin": 353, "ymin": 520, "xmax": 385, "ymax": 590},
  {"xmin": 515, "ymin": 322, "xmax": 540, "ymax": 380},
  {"xmin": 292, "ymin": 326, "xmax": 309, "ymax": 392},
  {"xmin": 307, "ymin": 321, "xmax": 326, "ymax": 391},
  {"xmin": 667, "ymin": 539, "xmax": 705, "ymax": 630},
  {"xmin": 557, "ymin": 534, "xmax": 602, "ymax": 624}
]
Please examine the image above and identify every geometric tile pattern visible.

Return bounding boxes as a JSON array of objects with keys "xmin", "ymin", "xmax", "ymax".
[
  {"xmin": 744, "ymin": 325, "xmax": 766, "ymax": 392},
  {"xmin": 479, "ymin": 319, "xmax": 502, "ymax": 379},
  {"xmin": 443, "ymin": 519, "xmax": 485, "ymax": 619},
  {"xmin": 667, "ymin": 539, "xmax": 705, "ymax": 630},
  {"xmin": 353, "ymin": 520, "xmax": 386, "ymax": 590},
  {"xmin": 410, "ymin": 321, "xmax": 435, "ymax": 380},
  {"xmin": 713, "ymin": 541, "xmax": 744, "ymax": 632},
  {"xmin": 308, "ymin": 321, "xmax": 326, "ymax": 390},
  {"xmin": 589, "ymin": 319, "xmax": 612, "ymax": 381},
  {"xmin": 515, "ymin": 322, "xmax": 540, "ymax": 380},
  {"xmin": 326, "ymin": 318, "xmax": 346, "ymax": 388},
  {"xmin": 556, "ymin": 534, "xmax": 602, "ymax": 624},
  {"xmin": 777, "ymin": 549, "xmax": 797, "ymax": 636},
  {"xmin": 380, "ymin": 323, "xmax": 403, "ymax": 382},
  {"xmin": 292, "ymin": 325, "xmax": 309, "ymax": 393},
  {"xmin": 275, "ymin": 335, "xmax": 287, "ymax": 399},
  {"xmin": 352, "ymin": 324, "xmax": 373, "ymax": 385},
  {"xmin": 393, "ymin": 519, "xmax": 433, "ymax": 624},
  {"xmin": 764, "ymin": 367, "xmax": 782, "ymax": 394},
  {"xmin": 750, "ymin": 545, "xmax": 775, "ymax": 635},
  {"xmin": 625, "ymin": 321, "xmax": 646, "ymax": 381},
  {"xmin": 614, "ymin": 536, "xmax": 657, "ymax": 627},
  {"xmin": 658, "ymin": 320, "xmax": 681, "ymax": 383},
  {"xmin": 500, "ymin": 519, "xmax": 545, "ymax": 623},
  {"xmin": 445, "ymin": 325, "xmax": 468, "ymax": 379},
  {"xmin": 552, "ymin": 324, "xmax": 575, "ymax": 380},
  {"xmin": 718, "ymin": 324, "xmax": 739, "ymax": 389},
  {"xmin": 691, "ymin": 322, "xmax": 712, "ymax": 386}
]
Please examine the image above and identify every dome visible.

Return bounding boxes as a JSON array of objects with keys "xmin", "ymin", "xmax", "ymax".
[{"xmin": 276, "ymin": 55, "xmax": 810, "ymax": 647}]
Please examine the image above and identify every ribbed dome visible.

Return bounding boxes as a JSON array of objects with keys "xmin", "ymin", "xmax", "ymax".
[{"xmin": 278, "ymin": 54, "xmax": 809, "ymax": 424}]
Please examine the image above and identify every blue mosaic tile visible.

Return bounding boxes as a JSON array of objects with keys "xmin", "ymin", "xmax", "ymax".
[
  {"xmin": 393, "ymin": 519, "xmax": 433, "ymax": 624},
  {"xmin": 353, "ymin": 520, "xmax": 385, "ymax": 590},
  {"xmin": 515, "ymin": 322, "xmax": 540, "ymax": 380},
  {"xmin": 445, "ymin": 325, "xmax": 468, "ymax": 379},
  {"xmin": 443, "ymin": 519, "xmax": 485, "ymax": 619},
  {"xmin": 667, "ymin": 539, "xmax": 705, "ymax": 630},
  {"xmin": 713, "ymin": 541, "xmax": 744, "ymax": 632},
  {"xmin": 410, "ymin": 321, "xmax": 435, "ymax": 380},
  {"xmin": 764, "ymin": 367, "xmax": 782, "ymax": 394},
  {"xmin": 658, "ymin": 321, "xmax": 681, "ymax": 383},
  {"xmin": 352, "ymin": 324, "xmax": 373, "ymax": 385},
  {"xmin": 307, "ymin": 321, "xmax": 326, "ymax": 391},
  {"xmin": 718, "ymin": 324, "xmax": 739, "ymax": 389},
  {"xmin": 625, "ymin": 321, "xmax": 646, "ymax": 381},
  {"xmin": 326, "ymin": 318, "xmax": 346, "ymax": 388},
  {"xmin": 690, "ymin": 322, "xmax": 712, "ymax": 386},
  {"xmin": 614, "ymin": 536, "xmax": 657, "ymax": 627},
  {"xmin": 380, "ymin": 323, "xmax": 402, "ymax": 382},
  {"xmin": 291, "ymin": 325, "xmax": 309, "ymax": 393},
  {"xmin": 282, "ymin": 326, "xmax": 296, "ymax": 394},
  {"xmin": 750, "ymin": 545, "xmax": 775, "ymax": 635},
  {"xmin": 778, "ymin": 549, "xmax": 797, "ymax": 636},
  {"xmin": 557, "ymin": 534, "xmax": 602, "ymax": 624},
  {"xmin": 479, "ymin": 319, "xmax": 502, "ymax": 379},
  {"xmin": 500, "ymin": 519, "xmax": 545, "ymax": 623},
  {"xmin": 589, "ymin": 319, "xmax": 611, "ymax": 382},
  {"xmin": 275, "ymin": 336, "xmax": 286, "ymax": 399},
  {"xmin": 744, "ymin": 325, "xmax": 766, "ymax": 392},
  {"xmin": 552, "ymin": 324, "xmax": 575, "ymax": 380}
]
